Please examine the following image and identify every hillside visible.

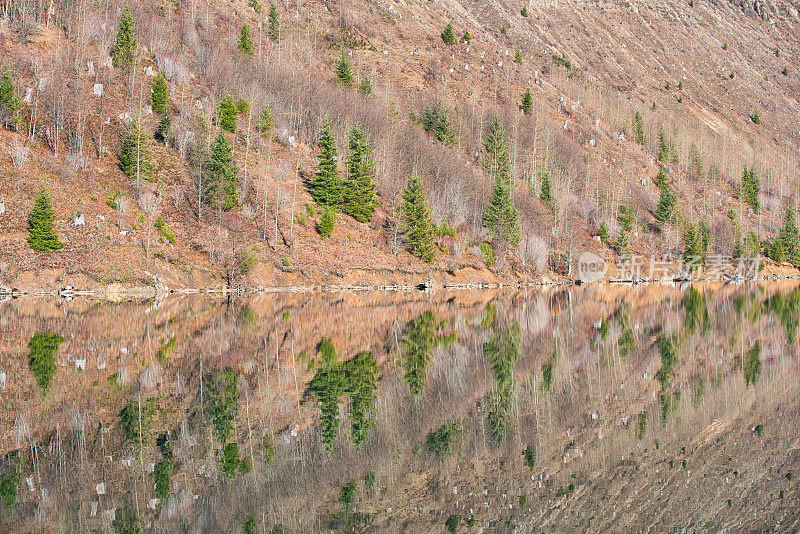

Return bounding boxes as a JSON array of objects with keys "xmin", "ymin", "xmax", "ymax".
[{"xmin": 0, "ymin": 0, "xmax": 799, "ymax": 290}]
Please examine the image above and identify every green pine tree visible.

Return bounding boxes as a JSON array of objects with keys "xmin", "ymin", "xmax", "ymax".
[
  {"xmin": 539, "ymin": 169, "xmax": 553, "ymax": 205},
  {"xmin": 741, "ymin": 166, "xmax": 760, "ymax": 212},
  {"xmin": 111, "ymin": 8, "xmax": 138, "ymax": 71},
  {"xmin": 343, "ymin": 126, "xmax": 377, "ymax": 223},
  {"xmin": 401, "ymin": 176, "xmax": 436, "ymax": 263},
  {"xmin": 521, "ymin": 88, "xmax": 532, "ymax": 115},
  {"xmin": 358, "ymin": 77, "xmax": 373, "ymax": 97},
  {"xmin": 482, "ymin": 117, "xmax": 520, "ymax": 248},
  {"xmin": 778, "ymin": 208, "xmax": 800, "ymax": 266},
  {"xmin": 633, "ymin": 111, "xmax": 645, "ymax": 145},
  {"xmin": 336, "ymin": 51, "xmax": 354, "ymax": 87},
  {"xmin": 0, "ymin": 67, "xmax": 20, "ymax": 130},
  {"xmin": 155, "ymin": 108, "xmax": 171, "ymax": 143},
  {"xmin": 514, "ymin": 47, "xmax": 522, "ymax": 63},
  {"xmin": 309, "ymin": 120, "xmax": 342, "ymax": 208},
  {"xmin": 318, "ymin": 208, "xmax": 336, "ymax": 238},
  {"xmin": 441, "ymin": 23, "xmax": 456, "ymax": 44},
  {"xmin": 521, "ymin": 5, "xmax": 528, "ymax": 16},
  {"xmin": 118, "ymin": 121, "xmax": 154, "ymax": 180},
  {"xmin": 217, "ymin": 94, "xmax": 238, "ymax": 133},
  {"xmin": 28, "ymin": 188, "xmax": 64, "ymax": 253},
  {"xmin": 150, "ymin": 73, "xmax": 168, "ymax": 115},
  {"xmin": 238, "ymin": 24, "xmax": 254, "ymax": 55},
  {"xmin": 420, "ymin": 102, "xmax": 456, "ymax": 146},
  {"xmin": 248, "ymin": 0, "xmax": 263, "ymax": 12},
  {"xmin": 654, "ymin": 181, "xmax": 677, "ymax": 230},
  {"xmin": 259, "ymin": 102, "xmax": 274, "ymax": 138},
  {"xmin": 268, "ymin": 3, "xmax": 281, "ymax": 42},
  {"xmin": 204, "ymin": 133, "xmax": 238, "ymax": 210},
  {"xmin": 751, "ymin": 109, "xmax": 760, "ymax": 124}
]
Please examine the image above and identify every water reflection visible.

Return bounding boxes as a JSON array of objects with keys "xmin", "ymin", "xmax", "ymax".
[{"xmin": 0, "ymin": 284, "xmax": 798, "ymax": 532}]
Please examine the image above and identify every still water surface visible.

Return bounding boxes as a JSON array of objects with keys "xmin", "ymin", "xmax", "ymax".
[{"xmin": 0, "ymin": 284, "xmax": 798, "ymax": 532}]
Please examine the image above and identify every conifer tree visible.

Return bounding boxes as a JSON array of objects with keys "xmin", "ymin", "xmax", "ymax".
[
  {"xmin": 401, "ymin": 176, "xmax": 436, "ymax": 263},
  {"xmin": 28, "ymin": 188, "xmax": 63, "ymax": 253},
  {"xmin": 318, "ymin": 208, "xmax": 336, "ymax": 238},
  {"xmin": 521, "ymin": 5, "xmax": 528, "ymax": 16},
  {"xmin": 258, "ymin": 103, "xmax": 274, "ymax": 138},
  {"xmin": 155, "ymin": 108, "xmax": 171, "ymax": 143},
  {"xmin": 482, "ymin": 117, "xmax": 520, "ymax": 248},
  {"xmin": 204, "ymin": 133, "xmax": 238, "ymax": 210},
  {"xmin": 217, "ymin": 94, "xmax": 238, "ymax": 133},
  {"xmin": 111, "ymin": 8, "xmax": 138, "ymax": 71},
  {"xmin": 521, "ymin": 88, "xmax": 532, "ymax": 115},
  {"xmin": 343, "ymin": 126, "xmax": 377, "ymax": 223},
  {"xmin": 358, "ymin": 77, "xmax": 373, "ymax": 97},
  {"xmin": 741, "ymin": 166, "xmax": 760, "ymax": 212},
  {"xmin": 238, "ymin": 24, "xmax": 254, "ymax": 55},
  {"xmin": 654, "ymin": 181, "xmax": 677, "ymax": 230},
  {"xmin": 248, "ymin": 0, "xmax": 263, "ymax": 12},
  {"xmin": 268, "ymin": 3, "xmax": 281, "ymax": 42},
  {"xmin": 514, "ymin": 47, "xmax": 522, "ymax": 63},
  {"xmin": 150, "ymin": 73, "xmax": 168, "ymax": 115},
  {"xmin": 441, "ymin": 23, "xmax": 456, "ymax": 44},
  {"xmin": 119, "ymin": 121, "xmax": 154, "ymax": 180},
  {"xmin": 778, "ymin": 208, "xmax": 800, "ymax": 266},
  {"xmin": 336, "ymin": 51, "xmax": 354, "ymax": 87},
  {"xmin": 539, "ymin": 169, "xmax": 553, "ymax": 205},
  {"xmin": 633, "ymin": 111, "xmax": 645, "ymax": 145},
  {"xmin": 309, "ymin": 120, "xmax": 342, "ymax": 208},
  {"xmin": 0, "ymin": 67, "xmax": 20, "ymax": 130}
]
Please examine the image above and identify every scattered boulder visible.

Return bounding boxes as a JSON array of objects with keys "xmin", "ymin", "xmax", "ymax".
[{"xmin": 72, "ymin": 213, "xmax": 85, "ymax": 226}]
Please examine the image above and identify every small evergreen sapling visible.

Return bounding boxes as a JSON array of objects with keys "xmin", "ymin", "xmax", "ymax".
[
  {"xmin": 441, "ymin": 23, "xmax": 456, "ymax": 44},
  {"xmin": 111, "ymin": 8, "xmax": 138, "ymax": 71},
  {"xmin": 482, "ymin": 117, "xmax": 520, "ymax": 248},
  {"xmin": 336, "ymin": 51, "xmax": 354, "ymax": 87},
  {"xmin": 238, "ymin": 24, "xmax": 254, "ymax": 55},
  {"xmin": 259, "ymin": 103, "xmax": 274, "ymax": 138},
  {"xmin": 521, "ymin": 88, "xmax": 532, "ymax": 115},
  {"xmin": 0, "ymin": 67, "xmax": 20, "ymax": 130},
  {"xmin": 268, "ymin": 3, "xmax": 281, "ymax": 42},
  {"xmin": 150, "ymin": 74, "xmax": 168, "ymax": 115},
  {"xmin": 119, "ymin": 121, "xmax": 154, "ymax": 180},
  {"xmin": 155, "ymin": 108, "xmax": 171, "ymax": 143},
  {"xmin": 317, "ymin": 208, "xmax": 336, "ymax": 238},
  {"xmin": 309, "ymin": 120, "xmax": 343, "ymax": 207},
  {"xmin": 204, "ymin": 133, "xmax": 238, "ymax": 210},
  {"xmin": 343, "ymin": 126, "xmax": 377, "ymax": 223},
  {"xmin": 217, "ymin": 94, "xmax": 238, "ymax": 133},
  {"xmin": 401, "ymin": 176, "xmax": 436, "ymax": 263},
  {"xmin": 28, "ymin": 188, "xmax": 63, "ymax": 253}
]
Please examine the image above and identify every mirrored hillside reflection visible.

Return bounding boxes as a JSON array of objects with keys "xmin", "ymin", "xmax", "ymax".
[{"xmin": 1, "ymin": 284, "xmax": 799, "ymax": 532}]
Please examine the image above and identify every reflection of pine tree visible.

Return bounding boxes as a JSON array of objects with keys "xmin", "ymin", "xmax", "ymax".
[
  {"xmin": 310, "ymin": 339, "xmax": 379, "ymax": 451},
  {"xmin": 28, "ymin": 332, "xmax": 63, "ymax": 396},
  {"xmin": 484, "ymin": 325, "xmax": 520, "ymax": 445}
]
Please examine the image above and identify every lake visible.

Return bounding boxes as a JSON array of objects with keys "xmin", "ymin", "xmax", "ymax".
[{"xmin": 0, "ymin": 283, "xmax": 798, "ymax": 532}]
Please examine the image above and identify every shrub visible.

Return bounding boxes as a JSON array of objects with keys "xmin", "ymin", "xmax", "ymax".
[
  {"xmin": 243, "ymin": 514, "xmax": 257, "ymax": 534},
  {"xmin": 597, "ymin": 221, "xmax": 609, "ymax": 244},
  {"xmin": 521, "ymin": 5, "xmax": 528, "ymax": 16},
  {"xmin": 263, "ymin": 436, "xmax": 277, "ymax": 467},
  {"xmin": 113, "ymin": 504, "xmax": 142, "ymax": 534},
  {"xmin": 751, "ymin": 109, "xmax": 760, "ymax": 124}
]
